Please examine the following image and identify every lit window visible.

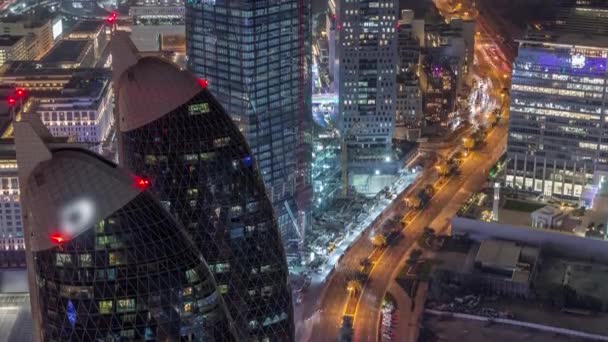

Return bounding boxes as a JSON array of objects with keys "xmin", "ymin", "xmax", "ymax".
[
  {"xmin": 98, "ymin": 300, "xmax": 113, "ymax": 314},
  {"xmin": 108, "ymin": 252, "xmax": 125, "ymax": 266},
  {"xmin": 55, "ymin": 253, "xmax": 72, "ymax": 266},
  {"xmin": 117, "ymin": 298, "xmax": 135, "ymax": 313},
  {"xmin": 79, "ymin": 254, "xmax": 92, "ymax": 267},
  {"xmin": 186, "ymin": 268, "xmax": 200, "ymax": 283}
]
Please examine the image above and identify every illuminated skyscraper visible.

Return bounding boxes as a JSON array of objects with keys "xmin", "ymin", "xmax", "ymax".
[
  {"xmin": 506, "ymin": 38, "xmax": 608, "ymax": 202},
  {"xmin": 185, "ymin": 0, "xmax": 312, "ymax": 244},
  {"xmin": 14, "ymin": 115, "xmax": 236, "ymax": 341},
  {"xmin": 118, "ymin": 57, "xmax": 294, "ymax": 340},
  {"xmin": 336, "ymin": 0, "xmax": 400, "ymax": 193}
]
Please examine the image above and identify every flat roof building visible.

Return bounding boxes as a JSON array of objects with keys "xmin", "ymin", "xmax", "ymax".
[
  {"xmin": 0, "ymin": 12, "xmax": 61, "ymax": 60},
  {"xmin": 0, "ymin": 63, "xmax": 115, "ymax": 154},
  {"xmin": 0, "ymin": 35, "xmax": 28, "ymax": 67},
  {"xmin": 40, "ymin": 39, "xmax": 95, "ymax": 68}
]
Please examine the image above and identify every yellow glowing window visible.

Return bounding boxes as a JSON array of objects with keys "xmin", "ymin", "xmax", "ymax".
[{"xmin": 98, "ymin": 300, "xmax": 113, "ymax": 314}]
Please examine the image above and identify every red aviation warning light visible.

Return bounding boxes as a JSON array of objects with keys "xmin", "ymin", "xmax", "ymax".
[
  {"xmin": 197, "ymin": 78, "xmax": 209, "ymax": 89},
  {"xmin": 106, "ymin": 12, "xmax": 117, "ymax": 24},
  {"xmin": 49, "ymin": 232, "xmax": 69, "ymax": 245},
  {"xmin": 133, "ymin": 175, "xmax": 151, "ymax": 190}
]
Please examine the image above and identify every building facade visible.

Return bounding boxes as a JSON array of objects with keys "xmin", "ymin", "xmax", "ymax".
[
  {"xmin": 337, "ymin": 0, "xmax": 398, "ymax": 153},
  {"xmin": 0, "ymin": 13, "xmax": 60, "ymax": 60},
  {"xmin": 118, "ymin": 57, "xmax": 294, "ymax": 341},
  {"xmin": 0, "ymin": 140, "xmax": 24, "ymax": 268},
  {"xmin": 395, "ymin": 14, "xmax": 422, "ymax": 138},
  {"xmin": 0, "ymin": 63, "xmax": 114, "ymax": 153},
  {"xmin": 185, "ymin": 0, "xmax": 312, "ymax": 244},
  {"xmin": 506, "ymin": 40, "xmax": 608, "ymax": 201},
  {"xmin": 0, "ymin": 35, "xmax": 28, "ymax": 67},
  {"xmin": 14, "ymin": 116, "xmax": 237, "ymax": 341}
]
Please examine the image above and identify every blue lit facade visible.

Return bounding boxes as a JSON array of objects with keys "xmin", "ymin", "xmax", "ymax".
[
  {"xmin": 185, "ymin": 0, "xmax": 312, "ymax": 244},
  {"xmin": 506, "ymin": 41, "xmax": 608, "ymax": 201}
]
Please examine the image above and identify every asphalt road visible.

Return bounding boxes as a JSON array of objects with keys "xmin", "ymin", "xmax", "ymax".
[
  {"xmin": 352, "ymin": 117, "xmax": 508, "ymax": 341},
  {"xmin": 297, "ymin": 2, "xmax": 512, "ymax": 341},
  {"xmin": 301, "ymin": 89, "xmax": 508, "ymax": 342}
]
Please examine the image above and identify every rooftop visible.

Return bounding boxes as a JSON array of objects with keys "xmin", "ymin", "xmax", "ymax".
[
  {"xmin": 41, "ymin": 39, "xmax": 91, "ymax": 64},
  {"xmin": 536, "ymin": 256, "xmax": 608, "ymax": 307},
  {"xmin": 0, "ymin": 35, "xmax": 24, "ymax": 47},
  {"xmin": 475, "ymin": 240, "xmax": 522, "ymax": 270},
  {"xmin": 69, "ymin": 20, "xmax": 104, "ymax": 35}
]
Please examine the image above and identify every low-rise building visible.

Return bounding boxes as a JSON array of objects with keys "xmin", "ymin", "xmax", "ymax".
[
  {"xmin": 0, "ymin": 36, "xmax": 28, "ymax": 67},
  {"xmin": 0, "ymin": 62, "xmax": 114, "ymax": 153},
  {"xmin": 432, "ymin": 238, "xmax": 539, "ymax": 298},
  {"xmin": 0, "ymin": 12, "xmax": 61, "ymax": 59},
  {"xmin": 40, "ymin": 39, "xmax": 95, "ymax": 68},
  {"xmin": 66, "ymin": 20, "xmax": 109, "ymax": 62}
]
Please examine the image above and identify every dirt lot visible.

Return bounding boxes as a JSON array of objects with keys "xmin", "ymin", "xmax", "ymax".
[{"xmin": 421, "ymin": 315, "xmax": 593, "ymax": 342}]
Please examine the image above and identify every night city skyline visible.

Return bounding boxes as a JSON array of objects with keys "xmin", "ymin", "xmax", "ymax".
[{"xmin": 3, "ymin": 0, "xmax": 608, "ymax": 342}]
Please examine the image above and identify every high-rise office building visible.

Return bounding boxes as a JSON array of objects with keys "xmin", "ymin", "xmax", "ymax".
[
  {"xmin": 395, "ymin": 10, "xmax": 422, "ymax": 140},
  {"xmin": 14, "ymin": 115, "xmax": 237, "ymax": 341},
  {"xmin": 185, "ymin": 0, "xmax": 312, "ymax": 244},
  {"xmin": 337, "ymin": 0, "xmax": 398, "ymax": 150},
  {"xmin": 506, "ymin": 38, "xmax": 608, "ymax": 202},
  {"xmin": 336, "ymin": 0, "xmax": 399, "ymax": 193},
  {"xmin": 117, "ymin": 57, "xmax": 294, "ymax": 340},
  {"xmin": 506, "ymin": 0, "xmax": 608, "ymax": 203}
]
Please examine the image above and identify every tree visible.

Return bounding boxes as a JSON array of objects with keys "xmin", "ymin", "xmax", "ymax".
[
  {"xmin": 407, "ymin": 248, "xmax": 423, "ymax": 266},
  {"xmin": 463, "ymin": 137, "xmax": 475, "ymax": 153}
]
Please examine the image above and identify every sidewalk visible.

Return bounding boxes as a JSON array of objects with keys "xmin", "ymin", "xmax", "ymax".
[{"xmin": 386, "ymin": 280, "xmax": 428, "ymax": 342}]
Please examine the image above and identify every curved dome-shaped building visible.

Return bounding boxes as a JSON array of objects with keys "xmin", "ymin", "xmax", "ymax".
[
  {"xmin": 118, "ymin": 57, "xmax": 294, "ymax": 341},
  {"xmin": 14, "ymin": 117, "xmax": 237, "ymax": 341}
]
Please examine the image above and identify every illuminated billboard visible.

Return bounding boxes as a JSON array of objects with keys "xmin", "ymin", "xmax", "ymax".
[{"xmin": 52, "ymin": 20, "xmax": 63, "ymax": 40}]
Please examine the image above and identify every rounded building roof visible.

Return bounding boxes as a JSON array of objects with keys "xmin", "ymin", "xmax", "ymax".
[
  {"xmin": 117, "ymin": 57, "xmax": 202, "ymax": 132},
  {"xmin": 23, "ymin": 149, "xmax": 142, "ymax": 252}
]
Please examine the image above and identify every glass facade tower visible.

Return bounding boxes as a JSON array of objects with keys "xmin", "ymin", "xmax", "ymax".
[
  {"xmin": 118, "ymin": 57, "xmax": 294, "ymax": 341},
  {"xmin": 185, "ymin": 0, "xmax": 312, "ymax": 244},
  {"xmin": 506, "ymin": 40, "xmax": 608, "ymax": 201},
  {"xmin": 14, "ymin": 117, "xmax": 236, "ymax": 341}
]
